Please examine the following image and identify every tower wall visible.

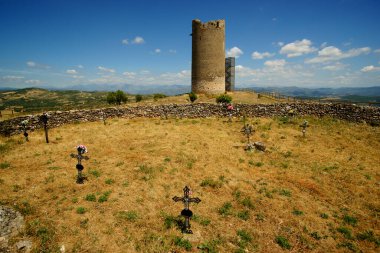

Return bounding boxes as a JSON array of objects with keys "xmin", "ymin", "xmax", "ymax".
[
  {"xmin": 191, "ymin": 19, "xmax": 225, "ymax": 94},
  {"xmin": 225, "ymin": 57, "xmax": 235, "ymax": 92}
]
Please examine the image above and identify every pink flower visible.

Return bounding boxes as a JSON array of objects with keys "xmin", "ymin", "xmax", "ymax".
[{"xmin": 227, "ymin": 105, "xmax": 234, "ymax": 110}]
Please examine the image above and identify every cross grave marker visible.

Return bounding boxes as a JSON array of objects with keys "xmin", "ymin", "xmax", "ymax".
[
  {"xmin": 300, "ymin": 120, "xmax": 309, "ymax": 137},
  {"xmin": 70, "ymin": 145, "xmax": 89, "ymax": 184},
  {"xmin": 40, "ymin": 113, "xmax": 49, "ymax": 143},
  {"xmin": 172, "ymin": 186, "xmax": 201, "ymax": 234},
  {"xmin": 21, "ymin": 120, "xmax": 29, "ymax": 142}
]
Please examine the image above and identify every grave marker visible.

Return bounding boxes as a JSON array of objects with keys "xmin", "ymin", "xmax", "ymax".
[
  {"xmin": 172, "ymin": 186, "xmax": 201, "ymax": 234},
  {"xmin": 241, "ymin": 123, "xmax": 254, "ymax": 145},
  {"xmin": 300, "ymin": 120, "xmax": 309, "ymax": 137},
  {"xmin": 21, "ymin": 120, "xmax": 29, "ymax": 142},
  {"xmin": 40, "ymin": 113, "xmax": 49, "ymax": 143},
  {"xmin": 70, "ymin": 145, "xmax": 89, "ymax": 184}
]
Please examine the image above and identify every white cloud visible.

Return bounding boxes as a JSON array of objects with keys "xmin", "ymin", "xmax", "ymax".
[
  {"xmin": 26, "ymin": 61, "xmax": 36, "ymax": 67},
  {"xmin": 251, "ymin": 51, "xmax": 274, "ymax": 59},
  {"xmin": 77, "ymin": 65, "xmax": 84, "ymax": 69},
  {"xmin": 66, "ymin": 69, "xmax": 78, "ymax": 74},
  {"xmin": 280, "ymin": 39, "xmax": 317, "ymax": 57},
  {"xmin": 26, "ymin": 61, "xmax": 50, "ymax": 69},
  {"xmin": 321, "ymin": 42, "xmax": 328, "ymax": 48},
  {"xmin": 306, "ymin": 46, "xmax": 371, "ymax": 64},
  {"xmin": 132, "ymin": 36, "xmax": 145, "ymax": 44},
  {"xmin": 361, "ymin": 65, "xmax": 380, "ymax": 72},
  {"xmin": 169, "ymin": 49, "xmax": 177, "ymax": 53},
  {"xmin": 97, "ymin": 66, "xmax": 116, "ymax": 73},
  {"xmin": 122, "ymin": 39, "xmax": 129, "ymax": 45},
  {"xmin": 2, "ymin": 75, "xmax": 24, "ymax": 81},
  {"xmin": 25, "ymin": 79, "xmax": 42, "ymax": 85},
  {"xmin": 374, "ymin": 49, "xmax": 380, "ymax": 53},
  {"xmin": 236, "ymin": 65, "xmax": 256, "ymax": 77},
  {"xmin": 322, "ymin": 62, "xmax": 347, "ymax": 71},
  {"xmin": 264, "ymin": 59, "xmax": 286, "ymax": 68},
  {"xmin": 226, "ymin": 47, "xmax": 243, "ymax": 58},
  {"xmin": 122, "ymin": 71, "xmax": 136, "ymax": 78},
  {"xmin": 277, "ymin": 42, "xmax": 284, "ymax": 47},
  {"xmin": 155, "ymin": 48, "xmax": 161, "ymax": 53}
]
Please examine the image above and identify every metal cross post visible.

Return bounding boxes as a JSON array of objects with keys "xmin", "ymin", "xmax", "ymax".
[
  {"xmin": 21, "ymin": 120, "xmax": 29, "ymax": 142},
  {"xmin": 300, "ymin": 120, "xmax": 309, "ymax": 137},
  {"xmin": 241, "ymin": 123, "xmax": 254, "ymax": 144},
  {"xmin": 70, "ymin": 146, "xmax": 89, "ymax": 184},
  {"xmin": 172, "ymin": 186, "xmax": 201, "ymax": 234},
  {"xmin": 40, "ymin": 113, "xmax": 49, "ymax": 143}
]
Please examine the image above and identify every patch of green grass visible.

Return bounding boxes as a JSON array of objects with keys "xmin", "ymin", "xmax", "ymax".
[
  {"xmin": 232, "ymin": 189, "xmax": 242, "ymax": 200},
  {"xmin": 337, "ymin": 226, "xmax": 353, "ymax": 239},
  {"xmin": 320, "ymin": 213, "xmax": 329, "ymax": 219},
  {"xmin": 164, "ymin": 157, "xmax": 171, "ymax": 162},
  {"xmin": 200, "ymin": 178, "xmax": 222, "ymax": 188},
  {"xmin": 116, "ymin": 210, "xmax": 138, "ymax": 222},
  {"xmin": 343, "ymin": 215, "xmax": 358, "ymax": 226},
  {"xmin": 71, "ymin": 197, "xmax": 78, "ymax": 203},
  {"xmin": 292, "ymin": 209, "xmax": 304, "ymax": 216},
  {"xmin": 0, "ymin": 162, "xmax": 10, "ymax": 169},
  {"xmin": 256, "ymin": 213, "xmax": 265, "ymax": 221},
  {"xmin": 98, "ymin": 191, "xmax": 111, "ymax": 203},
  {"xmin": 84, "ymin": 194, "xmax": 96, "ymax": 202},
  {"xmin": 47, "ymin": 166, "xmax": 61, "ymax": 170},
  {"xmin": 88, "ymin": 169, "xmax": 101, "ymax": 178},
  {"xmin": 238, "ymin": 158, "xmax": 245, "ymax": 163},
  {"xmin": 173, "ymin": 237, "xmax": 192, "ymax": 251},
  {"xmin": 237, "ymin": 210, "xmax": 250, "ymax": 221},
  {"xmin": 279, "ymin": 189, "xmax": 292, "ymax": 197},
  {"xmin": 198, "ymin": 240, "xmax": 220, "ymax": 253},
  {"xmin": 15, "ymin": 200, "xmax": 34, "ymax": 215},
  {"xmin": 76, "ymin": 207, "xmax": 86, "ymax": 214},
  {"xmin": 218, "ymin": 202, "xmax": 233, "ymax": 216},
  {"xmin": 337, "ymin": 241, "xmax": 358, "ymax": 252},
  {"xmin": 357, "ymin": 230, "xmax": 380, "ymax": 246},
  {"xmin": 237, "ymin": 229, "xmax": 252, "ymax": 242},
  {"xmin": 310, "ymin": 231, "xmax": 322, "ymax": 240},
  {"xmin": 241, "ymin": 197, "xmax": 255, "ymax": 209},
  {"xmin": 192, "ymin": 215, "xmax": 211, "ymax": 226},
  {"xmin": 283, "ymin": 151, "xmax": 292, "ymax": 158},
  {"xmin": 275, "ymin": 236, "xmax": 291, "ymax": 250},
  {"xmin": 105, "ymin": 178, "xmax": 114, "ymax": 184},
  {"xmin": 122, "ymin": 180, "xmax": 129, "ymax": 187},
  {"xmin": 163, "ymin": 214, "xmax": 181, "ymax": 229}
]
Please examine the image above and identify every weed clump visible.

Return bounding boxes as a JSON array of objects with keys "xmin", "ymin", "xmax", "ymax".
[{"xmin": 275, "ymin": 236, "xmax": 291, "ymax": 249}]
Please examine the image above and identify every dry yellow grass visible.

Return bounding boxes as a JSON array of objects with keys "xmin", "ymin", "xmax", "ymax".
[{"xmin": 1, "ymin": 115, "xmax": 380, "ymax": 252}]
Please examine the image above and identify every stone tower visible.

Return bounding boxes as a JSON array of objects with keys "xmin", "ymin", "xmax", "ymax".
[{"xmin": 191, "ymin": 19, "xmax": 225, "ymax": 94}]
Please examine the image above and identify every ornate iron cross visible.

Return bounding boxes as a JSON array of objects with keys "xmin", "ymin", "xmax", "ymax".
[
  {"xmin": 70, "ymin": 146, "xmax": 89, "ymax": 184},
  {"xmin": 300, "ymin": 120, "xmax": 309, "ymax": 137},
  {"xmin": 172, "ymin": 186, "xmax": 201, "ymax": 234},
  {"xmin": 40, "ymin": 113, "xmax": 49, "ymax": 143},
  {"xmin": 21, "ymin": 120, "xmax": 29, "ymax": 142},
  {"xmin": 241, "ymin": 123, "xmax": 254, "ymax": 144}
]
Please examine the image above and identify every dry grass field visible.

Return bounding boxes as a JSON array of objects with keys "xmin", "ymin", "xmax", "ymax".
[{"xmin": 0, "ymin": 115, "xmax": 379, "ymax": 252}]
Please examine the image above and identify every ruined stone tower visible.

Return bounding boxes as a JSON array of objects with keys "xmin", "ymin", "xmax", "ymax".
[{"xmin": 191, "ymin": 19, "xmax": 225, "ymax": 94}]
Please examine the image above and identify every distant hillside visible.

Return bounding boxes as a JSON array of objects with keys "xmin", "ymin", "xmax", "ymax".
[{"xmin": 241, "ymin": 86, "xmax": 380, "ymax": 98}]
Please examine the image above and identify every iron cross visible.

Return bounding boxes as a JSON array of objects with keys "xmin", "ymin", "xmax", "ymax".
[
  {"xmin": 70, "ymin": 147, "xmax": 89, "ymax": 184},
  {"xmin": 40, "ymin": 113, "xmax": 49, "ymax": 143},
  {"xmin": 172, "ymin": 186, "xmax": 201, "ymax": 234},
  {"xmin": 300, "ymin": 120, "xmax": 309, "ymax": 137},
  {"xmin": 241, "ymin": 123, "xmax": 254, "ymax": 144}
]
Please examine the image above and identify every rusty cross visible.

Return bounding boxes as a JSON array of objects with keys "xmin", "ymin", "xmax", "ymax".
[
  {"xmin": 241, "ymin": 123, "xmax": 254, "ymax": 144},
  {"xmin": 40, "ymin": 113, "xmax": 49, "ymax": 143},
  {"xmin": 172, "ymin": 186, "xmax": 201, "ymax": 234},
  {"xmin": 300, "ymin": 120, "xmax": 309, "ymax": 137},
  {"xmin": 70, "ymin": 147, "xmax": 89, "ymax": 184}
]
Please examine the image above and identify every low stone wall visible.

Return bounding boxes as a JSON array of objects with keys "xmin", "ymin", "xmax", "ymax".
[{"xmin": 1, "ymin": 102, "xmax": 379, "ymax": 136}]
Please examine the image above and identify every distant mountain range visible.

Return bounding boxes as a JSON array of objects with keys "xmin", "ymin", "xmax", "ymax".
[
  {"xmin": 1, "ymin": 84, "xmax": 380, "ymax": 98},
  {"xmin": 239, "ymin": 86, "xmax": 380, "ymax": 98}
]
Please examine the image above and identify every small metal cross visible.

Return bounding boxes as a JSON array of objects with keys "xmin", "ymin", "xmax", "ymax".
[
  {"xmin": 70, "ymin": 146, "xmax": 89, "ymax": 184},
  {"xmin": 40, "ymin": 113, "xmax": 49, "ymax": 143},
  {"xmin": 300, "ymin": 120, "xmax": 309, "ymax": 137},
  {"xmin": 21, "ymin": 120, "xmax": 29, "ymax": 142},
  {"xmin": 241, "ymin": 123, "xmax": 254, "ymax": 144},
  {"xmin": 172, "ymin": 186, "xmax": 201, "ymax": 234}
]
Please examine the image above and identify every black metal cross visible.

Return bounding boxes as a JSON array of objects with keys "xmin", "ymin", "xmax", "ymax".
[
  {"xmin": 241, "ymin": 123, "xmax": 254, "ymax": 144},
  {"xmin": 40, "ymin": 113, "xmax": 49, "ymax": 143},
  {"xmin": 21, "ymin": 120, "xmax": 29, "ymax": 142},
  {"xmin": 70, "ymin": 146, "xmax": 89, "ymax": 184},
  {"xmin": 300, "ymin": 120, "xmax": 309, "ymax": 137},
  {"xmin": 172, "ymin": 186, "xmax": 201, "ymax": 234}
]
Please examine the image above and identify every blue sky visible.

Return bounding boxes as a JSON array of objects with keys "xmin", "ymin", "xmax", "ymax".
[{"xmin": 0, "ymin": 0, "xmax": 380, "ymax": 89}]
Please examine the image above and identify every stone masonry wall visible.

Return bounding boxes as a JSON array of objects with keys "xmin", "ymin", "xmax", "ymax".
[{"xmin": 0, "ymin": 103, "xmax": 380, "ymax": 136}]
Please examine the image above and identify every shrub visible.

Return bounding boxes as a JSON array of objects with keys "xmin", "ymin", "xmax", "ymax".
[
  {"xmin": 237, "ymin": 210, "xmax": 250, "ymax": 220},
  {"xmin": 135, "ymin": 94, "xmax": 143, "ymax": 102},
  {"xmin": 241, "ymin": 197, "xmax": 254, "ymax": 209},
  {"xmin": 343, "ymin": 215, "xmax": 358, "ymax": 226},
  {"xmin": 218, "ymin": 202, "xmax": 233, "ymax": 216},
  {"xmin": 173, "ymin": 237, "xmax": 192, "ymax": 251},
  {"xmin": 105, "ymin": 178, "xmax": 114, "ymax": 185},
  {"xmin": 216, "ymin": 94, "xmax": 232, "ymax": 104},
  {"xmin": 85, "ymin": 194, "xmax": 96, "ymax": 202},
  {"xmin": 153, "ymin": 93, "xmax": 166, "ymax": 101},
  {"xmin": 76, "ymin": 207, "xmax": 86, "ymax": 214},
  {"xmin": 188, "ymin": 92, "xmax": 198, "ymax": 103},
  {"xmin": 107, "ymin": 90, "xmax": 128, "ymax": 105},
  {"xmin": 0, "ymin": 162, "xmax": 10, "ymax": 169},
  {"xmin": 275, "ymin": 236, "xmax": 291, "ymax": 249},
  {"xmin": 337, "ymin": 226, "xmax": 353, "ymax": 239}
]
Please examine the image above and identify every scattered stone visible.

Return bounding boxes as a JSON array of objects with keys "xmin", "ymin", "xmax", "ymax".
[
  {"xmin": 15, "ymin": 240, "xmax": 32, "ymax": 252},
  {"xmin": 254, "ymin": 142, "xmax": 266, "ymax": 151},
  {"xmin": 0, "ymin": 206, "xmax": 25, "ymax": 252}
]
